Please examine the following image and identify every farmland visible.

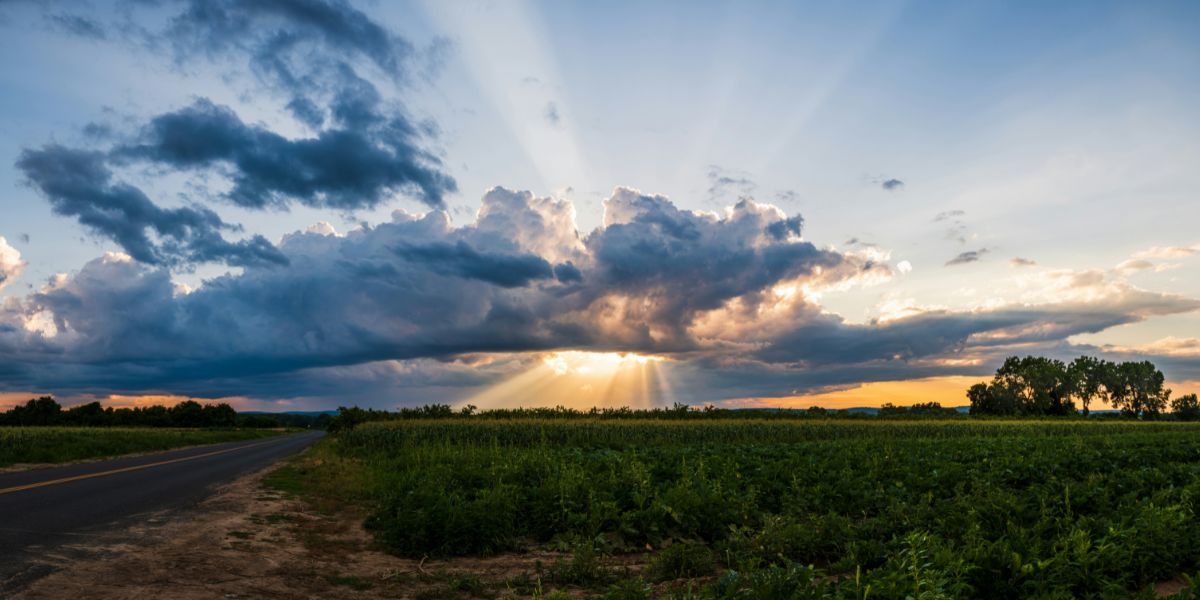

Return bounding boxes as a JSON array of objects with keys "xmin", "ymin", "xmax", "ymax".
[
  {"xmin": 279, "ymin": 416, "xmax": 1200, "ymax": 599},
  {"xmin": 0, "ymin": 427, "xmax": 283, "ymax": 468}
]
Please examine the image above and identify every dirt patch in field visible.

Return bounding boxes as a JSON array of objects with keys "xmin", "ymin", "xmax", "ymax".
[{"xmin": 10, "ymin": 462, "xmax": 647, "ymax": 599}]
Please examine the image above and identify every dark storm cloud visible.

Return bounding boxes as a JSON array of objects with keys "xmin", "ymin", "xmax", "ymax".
[
  {"xmin": 765, "ymin": 215, "xmax": 804, "ymax": 240},
  {"xmin": 553, "ymin": 261, "xmax": 583, "ymax": 283},
  {"xmin": 16, "ymin": 145, "xmax": 286, "ymax": 268},
  {"xmin": 116, "ymin": 99, "xmax": 454, "ymax": 210},
  {"xmin": 12, "ymin": 0, "xmax": 457, "ymax": 270},
  {"xmin": 167, "ymin": 0, "xmax": 411, "ymax": 78},
  {"xmin": 0, "ymin": 189, "xmax": 872, "ymax": 397},
  {"xmin": 394, "ymin": 241, "xmax": 555, "ymax": 288},
  {"xmin": 2, "ymin": 187, "xmax": 1199, "ymax": 405},
  {"xmin": 754, "ymin": 306, "xmax": 1145, "ymax": 366},
  {"xmin": 881, "ymin": 178, "xmax": 904, "ymax": 191},
  {"xmin": 946, "ymin": 248, "xmax": 988, "ymax": 266}
]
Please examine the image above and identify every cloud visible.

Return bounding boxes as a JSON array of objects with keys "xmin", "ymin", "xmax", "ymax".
[
  {"xmin": 13, "ymin": 0, "xmax": 456, "ymax": 269},
  {"xmin": 543, "ymin": 102, "xmax": 561, "ymax": 126},
  {"xmin": 394, "ymin": 241, "xmax": 559, "ymax": 288},
  {"xmin": 16, "ymin": 145, "xmax": 287, "ymax": 268},
  {"xmin": 946, "ymin": 248, "xmax": 988, "ymax": 266},
  {"xmin": 1101, "ymin": 337, "xmax": 1200, "ymax": 358},
  {"xmin": 881, "ymin": 178, "xmax": 904, "ymax": 191},
  {"xmin": 0, "ymin": 237, "xmax": 25, "ymax": 292},
  {"xmin": 1114, "ymin": 259, "xmax": 1157, "ymax": 275},
  {"xmin": 706, "ymin": 165, "xmax": 757, "ymax": 203},
  {"xmin": 116, "ymin": 98, "xmax": 455, "ymax": 210},
  {"xmin": 166, "ymin": 0, "xmax": 414, "ymax": 89},
  {"xmin": 933, "ymin": 210, "xmax": 964, "ymax": 222},
  {"xmin": 12, "ymin": 181, "xmax": 1190, "ymax": 406},
  {"xmin": 1009, "ymin": 257, "xmax": 1037, "ymax": 268},
  {"xmin": 1133, "ymin": 244, "xmax": 1200, "ymax": 260},
  {"xmin": 0, "ymin": 188, "xmax": 875, "ymax": 399},
  {"xmin": 46, "ymin": 13, "xmax": 106, "ymax": 40}
]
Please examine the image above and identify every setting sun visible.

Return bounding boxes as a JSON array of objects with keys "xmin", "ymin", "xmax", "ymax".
[{"xmin": 463, "ymin": 351, "xmax": 672, "ymax": 410}]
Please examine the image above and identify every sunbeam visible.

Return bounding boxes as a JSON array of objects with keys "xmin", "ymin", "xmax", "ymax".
[{"xmin": 461, "ymin": 351, "xmax": 670, "ymax": 410}]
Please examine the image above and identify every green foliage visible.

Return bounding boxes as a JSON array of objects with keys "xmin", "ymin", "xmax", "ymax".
[
  {"xmin": 1173, "ymin": 394, "xmax": 1200, "ymax": 421},
  {"xmin": 969, "ymin": 354, "xmax": 1172, "ymax": 418},
  {"xmin": 0, "ymin": 397, "xmax": 245, "ymax": 428},
  {"xmin": 305, "ymin": 418, "xmax": 1200, "ymax": 598},
  {"xmin": 1107, "ymin": 361, "xmax": 1171, "ymax": 418},
  {"xmin": 0, "ymin": 427, "xmax": 279, "ymax": 467},
  {"xmin": 651, "ymin": 541, "xmax": 716, "ymax": 581}
]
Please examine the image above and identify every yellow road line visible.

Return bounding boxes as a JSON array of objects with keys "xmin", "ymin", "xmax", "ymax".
[{"xmin": 0, "ymin": 438, "xmax": 281, "ymax": 496}]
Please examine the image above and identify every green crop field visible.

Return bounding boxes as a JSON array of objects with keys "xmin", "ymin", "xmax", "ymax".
[
  {"xmin": 0, "ymin": 427, "xmax": 283, "ymax": 468},
  {"xmin": 281, "ymin": 418, "xmax": 1200, "ymax": 599}
]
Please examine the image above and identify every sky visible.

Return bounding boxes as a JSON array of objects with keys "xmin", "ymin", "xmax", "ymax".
[{"xmin": 1, "ymin": 0, "xmax": 1199, "ymax": 411}]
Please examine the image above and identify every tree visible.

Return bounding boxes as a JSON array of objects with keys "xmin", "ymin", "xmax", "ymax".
[
  {"xmin": 201, "ymin": 403, "xmax": 238, "ymax": 427},
  {"xmin": 8, "ymin": 396, "xmax": 63, "ymax": 426},
  {"xmin": 968, "ymin": 382, "xmax": 1018, "ymax": 416},
  {"xmin": 169, "ymin": 400, "xmax": 206, "ymax": 427},
  {"xmin": 1067, "ymin": 356, "xmax": 1112, "ymax": 417},
  {"xmin": 1105, "ymin": 361, "xmax": 1170, "ymax": 418},
  {"xmin": 993, "ymin": 356, "xmax": 1075, "ymax": 415},
  {"xmin": 1171, "ymin": 393, "xmax": 1199, "ymax": 421}
]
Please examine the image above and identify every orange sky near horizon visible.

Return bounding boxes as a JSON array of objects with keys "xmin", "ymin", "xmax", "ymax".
[
  {"xmin": 719, "ymin": 376, "xmax": 1200, "ymax": 411},
  {"xmin": 2, "ymin": 376, "xmax": 1198, "ymax": 413}
]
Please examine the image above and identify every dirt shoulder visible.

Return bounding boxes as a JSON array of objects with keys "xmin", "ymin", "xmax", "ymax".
[{"xmin": 11, "ymin": 453, "xmax": 640, "ymax": 599}]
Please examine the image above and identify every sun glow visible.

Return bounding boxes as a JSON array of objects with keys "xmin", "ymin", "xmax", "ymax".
[{"xmin": 462, "ymin": 351, "xmax": 671, "ymax": 410}]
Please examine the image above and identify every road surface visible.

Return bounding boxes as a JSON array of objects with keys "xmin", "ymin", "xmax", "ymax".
[{"xmin": 0, "ymin": 431, "xmax": 322, "ymax": 590}]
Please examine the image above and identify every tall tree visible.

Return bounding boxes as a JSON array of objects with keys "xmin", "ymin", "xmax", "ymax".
[
  {"xmin": 1172, "ymin": 393, "xmax": 1200, "ymax": 421},
  {"xmin": 1106, "ymin": 361, "xmax": 1170, "ymax": 418},
  {"xmin": 994, "ymin": 356, "xmax": 1075, "ymax": 415},
  {"xmin": 1067, "ymin": 356, "xmax": 1113, "ymax": 417}
]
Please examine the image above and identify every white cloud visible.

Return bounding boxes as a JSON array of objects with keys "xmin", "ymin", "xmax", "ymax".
[{"xmin": 0, "ymin": 236, "xmax": 26, "ymax": 292}]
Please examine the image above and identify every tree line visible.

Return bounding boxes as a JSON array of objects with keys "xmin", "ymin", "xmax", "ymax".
[
  {"xmin": 0, "ymin": 397, "xmax": 327, "ymax": 428},
  {"xmin": 968, "ymin": 355, "xmax": 1200, "ymax": 419}
]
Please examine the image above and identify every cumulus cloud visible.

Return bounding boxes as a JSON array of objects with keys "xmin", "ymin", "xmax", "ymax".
[
  {"xmin": 946, "ymin": 248, "xmax": 988, "ymax": 266},
  {"xmin": 7, "ymin": 181, "xmax": 1190, "ymax": 406},
  {"xmin": 0, "ymin": 237, "xmax": 25, "ymax": 292},
  {"xmin": 0, "ymin": 188, "xmax": 877, "ymax": 398},
  {"xmin": 16, "ymin": 145, "xmax": 287, "ymax": 268}
]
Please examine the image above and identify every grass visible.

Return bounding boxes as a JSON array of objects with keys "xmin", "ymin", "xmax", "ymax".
[
  {"xmin": 0, "ymin": 427, "xmax": 284, "ymax": 467},
  {"xmin": 276, "ymin": 418, "xmax": 1200, "ymax": 598}
]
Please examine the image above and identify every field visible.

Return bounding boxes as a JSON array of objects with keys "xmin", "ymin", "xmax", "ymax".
[
  {"xmin": 277, "ymin": 418, "xmax": 1200, "ymax": 599},
  {"xmin": 0, "ymin": 427, "xmax": 283, "ymax": 467}
]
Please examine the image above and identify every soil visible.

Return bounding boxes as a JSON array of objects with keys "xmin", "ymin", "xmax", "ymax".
[{"xmin": 8, "ymin": 460, "xmax": 635, "ymax": 599}]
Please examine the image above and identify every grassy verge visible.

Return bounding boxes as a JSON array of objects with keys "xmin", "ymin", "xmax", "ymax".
[
  {"xmin": 271, "ymin": 420, "xmax": 1200, "ymax": 599},
  {"xmin": 0, "ymin": 427, "xmax": 287, "ymax": 468}
]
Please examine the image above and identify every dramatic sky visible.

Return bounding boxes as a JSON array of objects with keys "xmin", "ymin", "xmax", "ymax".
[{"xmin": 2, "ymin": 0, "xmax": 1199, "ymax": 411}]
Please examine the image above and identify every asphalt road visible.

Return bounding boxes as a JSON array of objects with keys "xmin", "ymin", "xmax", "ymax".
[{"xmin": 0, "ymin": 431, "xmax": 322, "ymax": 589}]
